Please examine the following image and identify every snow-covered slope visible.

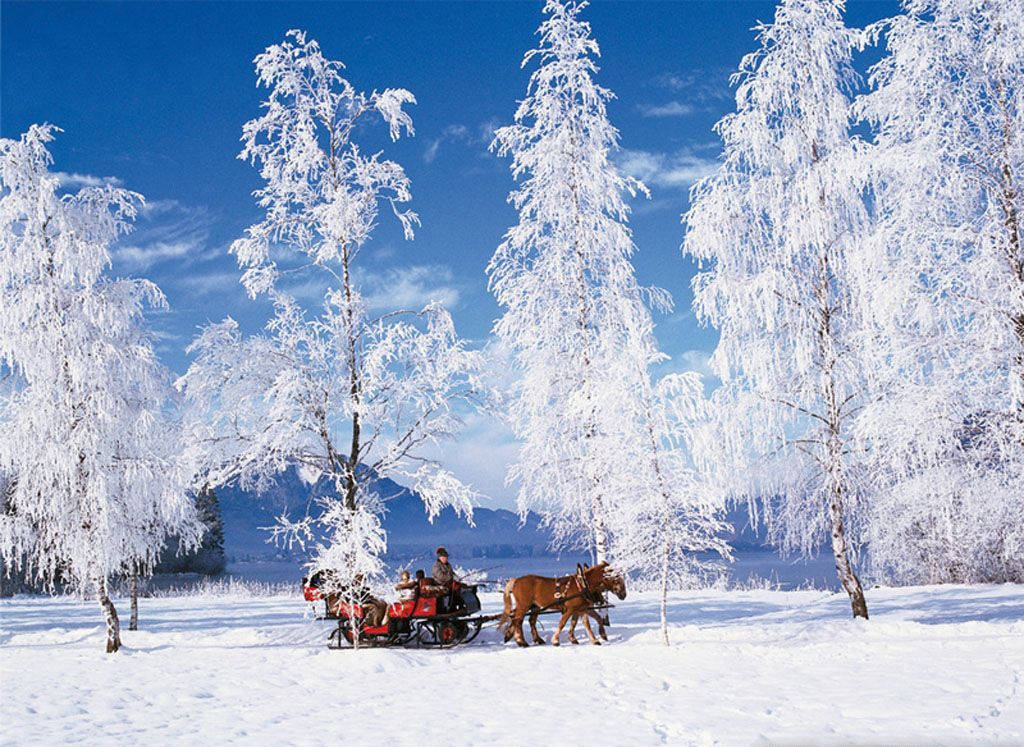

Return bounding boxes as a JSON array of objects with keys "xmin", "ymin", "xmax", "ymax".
[{"xmin": 2, "ymin": 584, "xmax": 1021, "ymax": 745}]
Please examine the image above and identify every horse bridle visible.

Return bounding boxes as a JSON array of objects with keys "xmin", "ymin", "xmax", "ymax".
[
  {"xmin": 576, "ymin": 563, "xmax": 604, "ymax": 604},
  {"xmin": 575, "ymin": 563, "xmax": 588, "ymax": 593}
]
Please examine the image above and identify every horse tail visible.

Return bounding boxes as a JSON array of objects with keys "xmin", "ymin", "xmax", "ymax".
[{"xmin": 497, "ymin": 578, "xmax": 516, "ymax": 635}]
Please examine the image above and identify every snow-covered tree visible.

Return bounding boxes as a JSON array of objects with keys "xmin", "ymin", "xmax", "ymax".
[
  {"xmin": 179, "ymin": 31, "xmax": 483, "ymax": 599},
  {"xmin": 0, "ymin": 125, "xmax": 201, "ymax": 651},
  {"xmin": 855, "ymin": 0, "xmax": 1024, "ymax": 583},
  {"xmin": 291, "ymin": 491, "xmax": 387, "ymax": 649},
  {"xmin": 684, "ymin": 0, "xmax": 874, "ymax": 617},
  {"xmin": 612, "ymin": 373, "xmax": 732, "ymax": 645},
  {"xmin": 490, "ymin": 0, "xmax": 677, "ymax": 562}
]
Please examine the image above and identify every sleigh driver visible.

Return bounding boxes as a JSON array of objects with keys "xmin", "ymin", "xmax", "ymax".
[{"xmin": 432, "ymin": 546, "xmax": 463, "ymax": 613}]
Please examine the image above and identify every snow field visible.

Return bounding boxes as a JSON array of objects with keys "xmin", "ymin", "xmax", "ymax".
[{"xmin": 2, "ymin": 584, "xmax": 1022, "ymax": 746}]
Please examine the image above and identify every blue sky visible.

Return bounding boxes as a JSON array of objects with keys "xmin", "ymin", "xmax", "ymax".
[{"xmin": 2, "ymin": 0, "xmax": 895, "ymax": 505}]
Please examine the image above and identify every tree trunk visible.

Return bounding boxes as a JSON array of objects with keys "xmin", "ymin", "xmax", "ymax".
[
  {"xmin": 815, "ymin": 218, "xmax": 868, "ymax": 621},
  {"xmin": 997, "ymin": 160, "xmax": 1023, "ymax": 405},
  {"xmin": 566, "ymin": 121, "xmax": 608, "ymax": 566},
  {"xmin": 827, "ymin": 485, "xmax": 869, "ymax": 619},
  {"xmin": 129, "ymin": 572, "xmax": 139, "ymax": 631},
  {"xmin": 592, "ymin": 508, "xmax": 608, "ymax": 564},
  {"xmin": 341, "ymin": 243, "xmax": 361, "ymax": 513},
  {"xmin": 348, "ymin": 588, "xmax": 360, "ymax": 651},
  {"xmin": 96, "ymin": 576, "xmax": 121, "ymax": 653},
  {"xmin": 660, "ymin": 541, "xmax": 670, "ymax": 646},
  {"xmin": 824, "ymin": 387, "xmax": 869, "ymax": 619}
]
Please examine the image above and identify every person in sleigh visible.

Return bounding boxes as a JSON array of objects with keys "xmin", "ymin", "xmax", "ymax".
[
  {"xmin": 432, "ymin": 547, "xmax": 462, "ymax": 613},
  {"xmin": 432, "ymin": 547, "xmax": 455, "ymax": 589}
]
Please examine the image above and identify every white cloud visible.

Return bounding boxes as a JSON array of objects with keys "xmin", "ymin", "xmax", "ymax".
[
  {"xmin": 138, "ymin": 198, "xmax": 183, "ymax": 217},
  {"xmin": 477, "ymin": 117, "xmax": 502, "ymax": 145},
  {"xmin": 424, "ymin": 119, "xmax": 503, "ymax": 163},
  {"xmin": 656, "ymin": 72, "xmax": 701, "ymax": 91},
  {"xmin": 637, "ymin": 101, "xmax": 695, "ymax": 118},
  {"xmin": 148, "ymin": 327, "xmax": 184, "ymax": 342},
  {"xmin": 280, "ymin": 275, "xmax": 331, "ymax": 303},
  {"xmin": 617, "ymin": 147, "xmax": 719, "ymax": 189},
  {"xmin": 54, "ymin": 171, "xmax": 124, "ymax": 189},
  {"xmin": 618, "ymin": 149, "xmax": 664, "ymax": 182},
  {"xmin": 421, "ymin": 410, "xmax": 519, "ymax": 508},
  {"xmin": 362, "ymin": 265, "xmax": 460, "ymax": 312},
  {"xmin": 654, "ymin": 69, "xmax": 733, "ymax": 104},
  {"xmin": 175, "ymin": 270, "xmax": 241, "ymax": 297},
  {"xmin": 677, "ymin": 349, "xmax": 716, "ymax": 379},
  {"xmin": 113, "ymin": 240, "xmax": 199, "ymax": 270},
  {"xmin": 659, "ymin": 159, "xmax": 719, "ymax": 187},
  {"xmin": 369, "ymin": 244, "xmax": 396, "ymax": 262},
  {"xmin": 200, "ymin": 263, "xmax": 461, "ymax": 311},
  {"xmin": 423, "ymin": 124, "xmax": 470, "ymax": 163},
  {"xmin": 111, "ymin": 201, "xmax": 219, "ymax": 272},
  {"xmin": 412, "ymin": 336, "xmax": 520, "ymax": 508},
  {"xmin": 424, "ymin": 140, "xmax": 443, "ymax": 164}
]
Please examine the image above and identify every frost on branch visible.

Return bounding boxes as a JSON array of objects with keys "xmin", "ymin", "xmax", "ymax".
[
  {"xmin": 854, "ymin": 0, "xmax": 1024, "ymax": 583},
  {"xmin": 491, "ymin": 0, "xmax": 693, "ymax": 565},
  {"xmin": 612, "ymin": 372, "xmax": 732, "ymax": 644},
  {"xmin": 180, "ymin": 33, "xmax": 482, "ymax": 592},
  {"xmin": 683, "ymin": 0, "xmax": 873, "ymax": 617},
  {"xmin": 0, "ymin": 126, "xmax": 201, "ymax": 651},
  {"xmin": 232, "ymin": 28, "xmax": 419, "ymax": 292}
]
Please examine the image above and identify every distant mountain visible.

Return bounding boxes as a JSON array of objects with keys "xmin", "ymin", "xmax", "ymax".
[
  {"xmin": 215, "ymin": 466, "xmax": 557, "ymax": 564},
  {"xmin": 215, "ymin": 465, "xmax": 774, "ymax": 567}
]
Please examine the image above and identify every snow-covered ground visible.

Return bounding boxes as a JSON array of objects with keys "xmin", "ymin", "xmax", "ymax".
[{"xmin": 2, "ymin": 584, "xmax": 1022, "ymax": 746}]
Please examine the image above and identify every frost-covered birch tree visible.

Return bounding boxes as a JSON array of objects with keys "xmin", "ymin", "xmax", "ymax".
[
  {"xmin": 179, "ymin": 31, "xmax": 483, "ymax": 603},
  {"xmin": 612, "ymin": 372, "xmax": 732, "ymax": 645},
  {"xmin": 684, "ymin": 0, "xmax": 873, "ymax": 617},
  {"xmin": 0, "ymin": 125, "xmax": 201, "ymax": 652},
  {"xmin": 855, "ymin": 0, "xmax": 1024, "ymax": 583},
  {"xmin": 490, "ymin": 0, "xmax": 679, "ymax": 562}
]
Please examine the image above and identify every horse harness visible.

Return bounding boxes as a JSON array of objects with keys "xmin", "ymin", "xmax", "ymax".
[{"xmin": 547, "ymin": 565, "xmax": 604, "ymax": 610}]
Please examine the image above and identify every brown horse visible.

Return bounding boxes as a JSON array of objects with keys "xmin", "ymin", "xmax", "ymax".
[
  {"xmin": 568, "ymin": 564, "xmax": 614, "ymax": 643},
  {"xmin": 498, "ymin": 562, "xmax": 627, "ymax": 647}
]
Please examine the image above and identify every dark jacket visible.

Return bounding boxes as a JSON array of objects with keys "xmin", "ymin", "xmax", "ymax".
[{"xmin": 432, "ymin": 559, "xmax": 455, "ymax": 588}]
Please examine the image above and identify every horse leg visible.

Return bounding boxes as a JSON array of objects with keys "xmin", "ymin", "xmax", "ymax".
[
  {"xmin": 581, "ymin": 609, "xmax": 601, "ymax": 645},
  {"xmin": 550, "ymin": 609, "xmax": 572, "ymax": 646},
  {"xmin": 501, "ymin": 582, "xmax": 515, "ymax": 643},
  {"xmin": 502, "ymin": 597, "xmax": 516, "ymax": 642},
  {"xmin": 528, "ymin": 610, "xmax": 545, "ymax": 645},
  {"xmin": 513, "ymin": 613, "xmax": 529, "ymax": 647},
  {"xmin": 568, "ymin": 613, "xmax": 580, "ymax": 645},
  {"xmin": 591, "ymin": 610, "xmax": 608, "ymax": 641}
]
